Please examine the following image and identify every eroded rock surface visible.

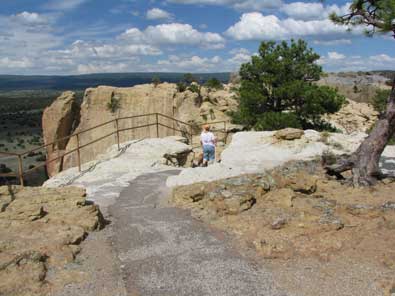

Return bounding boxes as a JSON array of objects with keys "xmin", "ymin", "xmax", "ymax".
[
  {"xmin": 324, "ymin": 99, "xmax": 378, "ymax": 134},
  {"xmin": 171, "ymin": 160, "xmax": 395, "ymax": 294},
  {"xmin": 42, "ymin": 91, "xmax": 80, "ymax": 177},
  {"xmin": 171, "ymin": 160, "xmax": 395, "ymax": 261},
  {"xmin": 44, "ymin": 83, "xmax": 238, "ymax": 173},
  {"xmin": 0, "ymin": 185, "xmax": 104, "ymax": 296}
]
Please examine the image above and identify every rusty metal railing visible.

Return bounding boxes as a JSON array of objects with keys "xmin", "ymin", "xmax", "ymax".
[{"xmin": 0, "ymin": 113, "xmax": 229, "ymax": 186}]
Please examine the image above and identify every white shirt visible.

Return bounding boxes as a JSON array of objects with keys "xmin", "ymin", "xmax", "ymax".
[{"xmin": 200, "ymin": 131, "xmax": 216, "ymax": 147}]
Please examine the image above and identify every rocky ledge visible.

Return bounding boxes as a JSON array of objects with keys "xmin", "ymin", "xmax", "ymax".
[
  {"xmin": 0, "ymin": 186, "xmax": 104, "ymax": 296},
  {"xmin": 172, "ymin": 160, "xmax": 395, "ymax": 294}
]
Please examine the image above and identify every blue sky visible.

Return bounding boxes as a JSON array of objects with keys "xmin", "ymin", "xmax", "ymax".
[{"xmin": 0, "ymin": 0, "xmax": 394, "ymax": 75}]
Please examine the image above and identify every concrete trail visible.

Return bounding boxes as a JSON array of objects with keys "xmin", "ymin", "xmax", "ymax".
[{"xmin": 109, "ymin": 170, "xmax": 288, "ymax": 296}]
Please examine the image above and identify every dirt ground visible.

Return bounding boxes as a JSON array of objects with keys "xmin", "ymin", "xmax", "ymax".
[{"xmin": 171, "ymin": 161, "xmax": 395, "ymax": 296}]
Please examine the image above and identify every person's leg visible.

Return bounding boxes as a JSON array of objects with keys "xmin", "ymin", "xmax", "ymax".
[
  {"xmin": 208, "ymin": 146, "xmax": 215, "ymax": 165},
  {"xmin": 202, "ymin": 146, "xmax": 209, "ymax": 167}
]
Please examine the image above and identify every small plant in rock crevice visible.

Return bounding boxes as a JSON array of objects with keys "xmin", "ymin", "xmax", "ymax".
[{"xmin": 107, "ymin": 94, "xmax": 121, "ymax": 113}]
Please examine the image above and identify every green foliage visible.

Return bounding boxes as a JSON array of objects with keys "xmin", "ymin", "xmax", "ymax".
[
  {"xmin": 107, "ymin": 96, "xmax": 121, "ymax": 113},
  {"xmin": 188, "ymin": 84, "xmax": 200, "ymax": 93},
  {"xmin": 177, "ymin": 82, "xmax": 187, "ymax": 92},
  {"xmin": 232, "ymin": 39, "xmax": 345, "ymax": 131},
  {"xmin": 188, "ymin": 83, "xmax": 204, "ymax": 106},
  {"xmin": 373, "ymin": 89, "xmax": 391, "ymax": 113},
  {"xmin": 183, "ymin": 73, "xmax": 197, "ymax": 84},
  {"xmin": 254, "ymin": 112, "xmax": 302, "ymax": 131},
  {"xmin": 205, "ymin": 78, "xmax": 224, "ymax": 90},
  {"xmin": 152, "ymin": 75, "xmax": 161, "ymax": 87},
  {"xmin": 329, "ymin": 0, "xmax": 395, "ymax": 37},
  {"xmin": 0, "ymin": 164, "xmax": 12, "ymax": 174}
]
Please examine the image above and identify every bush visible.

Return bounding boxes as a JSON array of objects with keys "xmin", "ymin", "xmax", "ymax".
[
  {"xmin": 183, "ymin": 73, "xmax": 197, "ymax": 85},
  {"xmin": 0, "ymin": 164, "xmax": 12, "ymax": 174},
  {"xmin": 188, "ymin": 84, "xmax": 200, "ymax": 93},
  {"xmin": 205, "ymin": 78, "xmax": 223, "ymax": 90},
  {"xmin": 254, "ymin": 112, "xmax": 302, "ymax": 131},
  {"xmin": 372, "ymin": 89, "xmax": 391, "ymax": 114},
  {"xmin": 232, "ymin": 40, "xmax": 345, "ymax": 130},
  {"xmin": 152, "ymin": 75, "xmax": 161, "ymax": 87},
  {"xmin": 177, "ymin": 82, "xmax": 187, "ymax": 93},
  {"xmin": 107, "ymin": 95, "xmax": 121, "ymax": 113}
]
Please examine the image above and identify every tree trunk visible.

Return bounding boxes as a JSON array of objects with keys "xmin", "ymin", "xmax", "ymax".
[{"xmin": 326, "ymin": 77, "xmax": 395, "ymax": 186}]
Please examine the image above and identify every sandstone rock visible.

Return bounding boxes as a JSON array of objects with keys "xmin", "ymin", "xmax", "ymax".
[
  {"xmin": 42, "ymin": 91, "xmax": 80, "ymax": 177},
  {"xmin": 265, "ymin": 188, "xmax": 295, "ymax": 208},
  {"xmin": 0, "ymin": 185, "xmax": 103, "ymax": 296},
  {"xmin": 324, "ymin": 99, "xmax": 378, "ymax": 134},
  {"xmin": 274, "ymin": 128, "xmax": 304, "ymax": 141},
  {"xmin": 286, "ymin": 172, "xmax": 318, "ymax": 194},
  {"xmin": 41, "ymin": 84, "xmax": 238, "ymax": 175},
  {"xmin": 172, "ymin": 183, "xmax": 205, "ymax": 203},
  {"xmin": 271, "ymin": 217, "xmax": 287, "ymax": 230}
]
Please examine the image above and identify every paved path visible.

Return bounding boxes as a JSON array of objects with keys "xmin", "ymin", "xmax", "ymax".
[{"xmin": 109, "ymin": 170, "xmax": 288, "ymax": 296}]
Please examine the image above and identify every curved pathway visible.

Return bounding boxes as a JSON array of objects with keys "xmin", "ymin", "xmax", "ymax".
[{"xmin": 109, "ymin": 170, "xmax": 288, "ymax": 296}]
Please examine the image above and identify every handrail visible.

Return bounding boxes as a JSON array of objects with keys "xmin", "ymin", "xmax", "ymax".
[{"xmin": 0, "ymin": 112, "xmax": 230, "ymax": 186}]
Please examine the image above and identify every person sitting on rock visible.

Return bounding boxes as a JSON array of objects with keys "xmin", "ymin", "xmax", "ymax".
[{"xmin": 200, "ymin": 124, "xmax": 217, "ymax": 166}]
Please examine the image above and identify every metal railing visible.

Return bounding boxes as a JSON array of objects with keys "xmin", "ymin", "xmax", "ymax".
[{"xmin": 0, "ymin": 113, "xmax": 229, "ymax": 186}]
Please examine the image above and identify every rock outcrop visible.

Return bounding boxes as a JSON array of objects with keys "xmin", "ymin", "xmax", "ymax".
[
  {"xmin": 0, "ymin": 185, "xmax": 104, "ymax": 296},
  {"xmin": 324, "ymin": 99, "xmax": 378, "ymax": 134},
  {"xmin": 171, "ymin": 160, "xmax": 395, "ymax": 266},
  {"xmin": 43, "ymin": 83, "xmax": 238, "ymax": 175},
  {"xmin": 42, "ymin": 91, "xmax": 80, "ymax": 177},
  {"xmin": 318, "ymin": 72, "xmax": 391, "ymax": 103}
]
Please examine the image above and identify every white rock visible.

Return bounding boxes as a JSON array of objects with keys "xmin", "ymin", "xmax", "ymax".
[
  {"xmin": 166, "ymin": 131, "xmax": 395, "ymax": 187},
  {"xmin": 44, "ymin": 137, "xmax": 191, "ymax": 210}
]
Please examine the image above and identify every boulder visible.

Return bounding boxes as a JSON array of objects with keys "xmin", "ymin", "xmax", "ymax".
[
  {"xmin": 42, "ymin": 91, "xmax": 80, "ymax": 177},
  {"xmin": 274, "ymin": 128, "xmax": 305, "ymax": 141}
]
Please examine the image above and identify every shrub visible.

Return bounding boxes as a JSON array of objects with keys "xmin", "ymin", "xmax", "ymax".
[
  {"xmin": 183, "ymin": 73, "xmax": 197, "ymax": 85},
  {"xmin": 254, "ymin": 112, "xmax": 302, "ymax": 131},
  {"xmin": 107, "ymin": 95, "xmax": 121, "ymax": 113},
  {"xmin": 152, "ymin": 75, "xmax": 161, "ymax": 87},
  {"xmin": 188, "ymin": 84, "xmax": 200, "ymax": 93},
  {"xmin": 205, "ymin": 78, "xmax": 224, "ymax": 90},
  {"xmin": 177, "ymin": 82, "xmax": 187, "ymax": 93},
  {"xmin": 372, "ymin": 89, "xmax": 391, "ymax": 114},
  {"xmin": 232, "ymin": 40, "xmax": 345, "ymax": 130},
  {"xmin": 0, "ymin": 164, "xmax": 11, "ymax": 174}
]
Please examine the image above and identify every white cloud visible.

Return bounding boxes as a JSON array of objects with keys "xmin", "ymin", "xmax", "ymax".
[
  {"xmin": 146, "ymin": 8, "xmax": 172, "ymax": 20},
  {"xmin": 328, "ymin": 51, "xmax": 346, "ymax": 60},
  {"xmin": 157, "ymin": 55, "xmax": 222, "ymax": 71},
  {"xmin": 0, "ymin": 57, "xmax": 34, "ymax": 69},
  {"xmin": 167, "ymin": 0, "xmax": 282, "ymax": 10},
  {"xmin": 121, "ymin": 23, "xmax": 225, "ymax": 49},
  {"xmin": 44, "ymin": 0, "xmax": 89, "ymax": 11},
  {"xmin": 280, "ymin": 2, "xmax": 350, "ymax": 21},
  {"xmin": 10, "ymin": 12, "xmax": 49, "ymax": 25},
  {"xmin": 77, "ymin": 61, "xmax": 137, "ymax": 74},
  {"xmin": 370, "ymin": 54, "xmax": 395, "ymax": 63},
  {"xmin": 318, "ymin": 52, "xmax": 395, "ymax": 72},
  {"xmin": 225, "ymin": 12, "xmax": 358, "ymax": 41},
  {"xmin": 313, "ymin": 39, "xmax": 352, "ymax": 46}
]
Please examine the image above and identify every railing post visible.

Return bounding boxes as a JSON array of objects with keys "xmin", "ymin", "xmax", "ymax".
[
  {"xmin": 76, "ymin": 134, "xmax": 82, "ymax": 172},
  {"xmin": 17, "ymin": 155, "xmax": 24, "ymax": 186},
  {"xmin": 115, "ymin": 119, "xmax": 120, "ymax": 150},
  {"xmin": 156, "ymin": 113, "xmax": 159, "ymax": 138}
]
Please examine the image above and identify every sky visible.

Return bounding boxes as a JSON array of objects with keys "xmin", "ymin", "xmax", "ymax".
[{"xmin": 0, "ymin": 0, "xmax": 394, "ymax": 75}]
